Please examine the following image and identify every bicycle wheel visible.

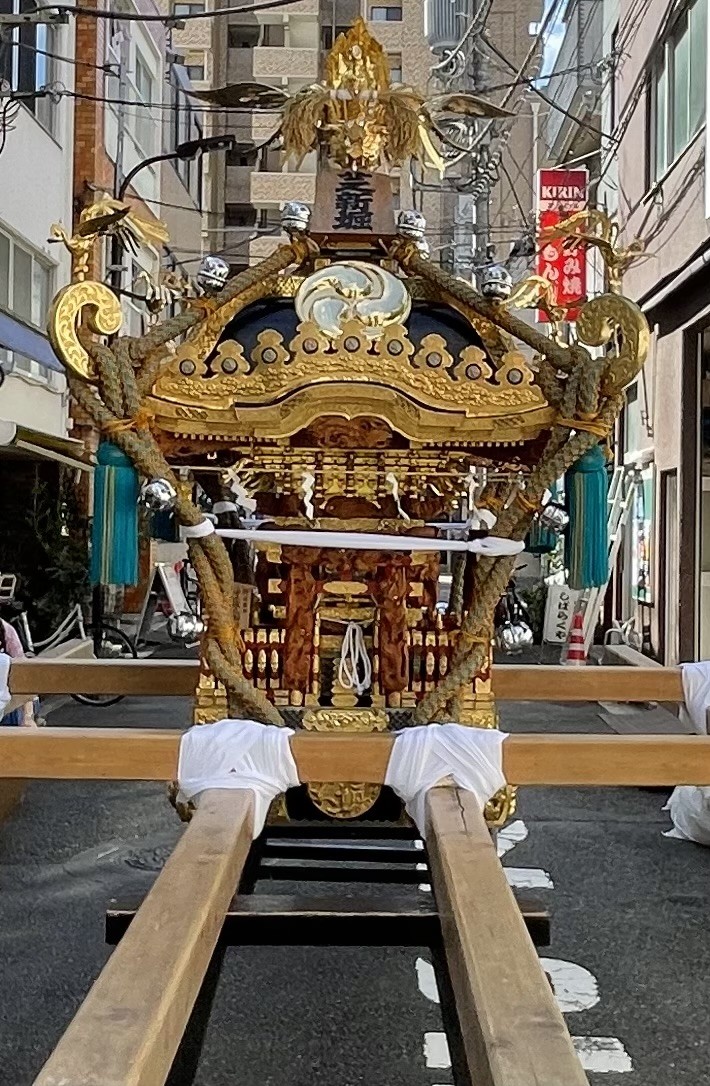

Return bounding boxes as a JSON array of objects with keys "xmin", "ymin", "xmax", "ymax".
[{"xmin": 72, "ymin": 624, "xmax": 138, "ymax": 707}]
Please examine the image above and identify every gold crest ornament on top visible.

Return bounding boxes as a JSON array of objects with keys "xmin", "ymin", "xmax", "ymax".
[{"xmin": 192, "ymin": 19, "xmax": 512, "ymax": 174}]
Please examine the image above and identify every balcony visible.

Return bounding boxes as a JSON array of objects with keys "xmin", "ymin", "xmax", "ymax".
[
  {"xmin": 543, "ymin": 0, "xmax": 603, "ymax": 159},
  {"xmin": 253, "ymin": 46, "xmax": 319, "ymax": 81},
  {"xmin": 249, "ymin": 170, "xmax": 317, "ymax": 205}
]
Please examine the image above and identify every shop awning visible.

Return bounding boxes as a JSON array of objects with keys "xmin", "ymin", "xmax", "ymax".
[
  {"xmin": 0, "ymin": 312, "xmax": 63, "ymax": 372},
  {"xmin": 0, "ymin": 421, "xmax": 94, "ymax": 472}
]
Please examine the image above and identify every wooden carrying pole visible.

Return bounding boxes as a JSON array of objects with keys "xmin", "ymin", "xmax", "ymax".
[
  {"xmin": 33, "ymin": 789, "xmax": 254, "ymax": 1086},
  {"xmin": 2, "ymin": 728, "xmax": 710, "ymax": 785},
  {"xmin": 426, "ymin": 787, "xmax": 588, "ymax": 1086},
  {"xmin": 6, "ymin": 660, "xmax": 686, "ymax": 702}
]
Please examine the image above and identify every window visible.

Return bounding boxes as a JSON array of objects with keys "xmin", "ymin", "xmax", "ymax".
[
  {"xmin": 225, "ymin": 204, "xmax": 257, "ymax": 227},
  {"xmin": 0, "ymin": 0, "xmax": 56, "ymax": 132},
  {"xmin": 186, "ymin": 63, "xmax": 205, "ymax": 81},
  {"xmin": 168, "ymin": 65, "xmax": 203, "ymax": 203},
  {"xmin": 173, "ymin": 1, "xmax": 204, "ymax": 14},
  {"xmin": 370, "ymin": 5, "xmax": 402, "ymax": 20},
  {"xmin": 258, "ymin": 208, "xmax": 282, "ymax": 228},
  {"xmin": 388, "ymin": 54, "xmax": 402, "ymax": 82},
  {"xmin": 0, "ymin": 227, "xmax": 54, "ymax": 331},
  {"xmin": 261, "ymin": 23, "xmax": 285, "ymax": 46},
  {"xmin": 227, "ymin": 143, "xmax": 258, "ymax": 167},
  {"xmin": 227, "ymin": 25, "xmax": 260, "ymax": 48},
  {"xmin": 651, "ymin": 0, "xmax": 707, "ymax": 180},
  {"xmin": 321, "ymin": 24, "xmax": 350, "ymax": 50},
  {"xmin": 134, "ymin": 50, "xmax": 158, "ymax": 155}
]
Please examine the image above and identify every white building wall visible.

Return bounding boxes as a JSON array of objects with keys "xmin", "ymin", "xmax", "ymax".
[{"xmin": 0, "ymin": 17, "xmax": 76, "ymax": 439}]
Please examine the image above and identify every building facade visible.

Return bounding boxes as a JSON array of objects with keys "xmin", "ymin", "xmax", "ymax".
[
  {"xmin": 0, "ymin": 6, "xmax": 76, "ymax": 448},
  {"xmin": 614, "ymin": 0, "xmax": 709, "ymax": 664}
]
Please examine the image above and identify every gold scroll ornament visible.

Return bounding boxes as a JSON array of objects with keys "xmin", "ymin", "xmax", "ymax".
[
  {"xmin": 48, "ymin": 281, "xmax": 123, "ymax": 382},
  {"xmin": 302, "ymin": 707, "xmax": 388, "ymax": 818}
]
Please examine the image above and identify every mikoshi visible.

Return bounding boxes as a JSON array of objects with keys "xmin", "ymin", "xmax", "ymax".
[{"xmin": 32, "ymin": 16, "xmax": 662, "ymax": 1085}]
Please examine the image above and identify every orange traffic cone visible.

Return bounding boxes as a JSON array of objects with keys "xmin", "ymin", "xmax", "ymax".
[{"xmin": 562, "ymin": 608, "xmax": 586, "ymax": 666}]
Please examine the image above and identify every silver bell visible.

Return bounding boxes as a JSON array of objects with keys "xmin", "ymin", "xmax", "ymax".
[
  {"xmin": 139, "ymin": 477, "xmax": 177, "ymax": 513},
  {"xmin": 510, "ymin": 620, "xmax": 534, "ymax": 648},
  {"xmin": 197, "ymin": 254, "xmax": 230, "ymax": 294},
  {"xmin": 538, "ymin": 501, "xmax": 570, "ymax": 534},
  {"xmin": 167, "ymin": 612, "xmax": 205, "ymax": 641},
  {"xmin": 397, "ymin": 209, "xmax": 427, "ymax": 240},
  {"xmin": 496, "ymin": 621, "xmax": 520, "ymax": 655},
  {"xmin": 281, "ymin": 201, "xmax": 311, "ymax": 234},
  {"xmin": 479, "ymin": 264, "xmax": 513, "ymax": 300}
]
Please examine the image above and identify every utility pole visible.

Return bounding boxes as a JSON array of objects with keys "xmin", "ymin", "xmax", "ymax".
[{"xmin": 470, "ymin": 0, "xmax": 490, "ymax": 268}]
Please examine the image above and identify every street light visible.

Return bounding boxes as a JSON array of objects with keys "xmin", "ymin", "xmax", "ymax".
[
  {"xmin": 110, "ymin": 134, "xmax": 237, "ymax": 292},
  {"xmin": 117, "ymin": 134, "xmax": 236, "ymax": 202}
]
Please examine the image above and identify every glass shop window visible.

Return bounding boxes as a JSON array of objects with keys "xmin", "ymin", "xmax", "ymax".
[{"xmin": 650, "ymin": 0, "xmax": 707, "ymax": 180}]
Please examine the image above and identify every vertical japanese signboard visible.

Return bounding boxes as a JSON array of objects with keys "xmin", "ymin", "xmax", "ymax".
[
  {"xmin": 310, "ymin": 169, "xmax": 396, "ymax": 243},
  {"xmin": 536, "ymin": 168, "xmax": 588, "ymax": 322}
]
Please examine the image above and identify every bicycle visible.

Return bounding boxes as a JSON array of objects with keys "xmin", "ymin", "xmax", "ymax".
[
  {"xmin": 603, "ymin": 616, "xmax": 643, "ymax": 652},
  {"xmin": 0, "ymin": 585, "xmax": 137, "ymax": 707}
]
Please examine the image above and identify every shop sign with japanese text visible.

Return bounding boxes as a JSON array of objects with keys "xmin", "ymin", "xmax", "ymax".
[{"xmin": 536, "ymin": 168, "xmax": 588, "ymax": 322}]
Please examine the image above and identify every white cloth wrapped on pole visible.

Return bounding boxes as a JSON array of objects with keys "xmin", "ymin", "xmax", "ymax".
[
  {"xmin": 385, "ymin": 723, "xmax": 508, "ymax": 835},
  {"xmin": 177, "ymin": 719, "xmax": 299, "ymax": 838},
  {"xmin": 214, "ymin": 527, "xmax": 524, "ymax": 556},
  {"xmin": 664, "ymin": 661, "xmax": 710, "ymax": 845},
  {"xmin": 0, "ymin": 653, "xmax": 11, "ymax": 717}
]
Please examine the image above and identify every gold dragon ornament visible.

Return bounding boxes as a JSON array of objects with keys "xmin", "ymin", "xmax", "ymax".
[
  {"xmin": 539, "ymin": 209, "xmax": 647, "ymax": 294},
  {"xmin": 48, "ymin": 196, "xmax": 171, "ymax": 380}
]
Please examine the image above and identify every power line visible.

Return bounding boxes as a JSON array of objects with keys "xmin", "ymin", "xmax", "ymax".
[
  {"xmin": 482, "ymin": 33, "xmax": 620, "ymax": 146},
  {"xmin": 31, "ymin": 0, "xmax": 321, "ymax": 24}
]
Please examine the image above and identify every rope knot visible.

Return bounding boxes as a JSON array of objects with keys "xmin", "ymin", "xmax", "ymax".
[
  {"xmin": 556, "ymin": 415, "xmax": 610, "ymax": 438},
  {"xmin": 102, "ymin": 406, "xmax": 156, "ymax": 434}
]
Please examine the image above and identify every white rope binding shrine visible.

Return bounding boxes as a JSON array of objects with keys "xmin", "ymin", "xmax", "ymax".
[{"xmin": 214, "ymin": 528, "xmax": 524, "ymax": 555}]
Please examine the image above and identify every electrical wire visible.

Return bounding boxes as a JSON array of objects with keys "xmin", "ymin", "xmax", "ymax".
[
  {"xmin": 498, "ymin": 156, "xmax": 532, "ymax": 227},
  {"xmin": 30, "ymin": 0, "xmax": 324, "ymax": 23},
  {"xmin": 482, "ymin": 33, "xmax": 620, "ymax": 146}
]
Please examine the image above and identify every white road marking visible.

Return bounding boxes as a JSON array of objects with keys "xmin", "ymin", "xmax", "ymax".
[
  {"xmin": 505, "ymin": 866, "xmax": 554, "ymax": 889},
  {"xmin": 415, "ymin": 957, "xmax": 440, "ymax": 1003},
  {"xmin": 497, "ymin": 819, "xmax": 529, "ymax": 856},
  {"xmin": 418, "ymin": 882, "xmax": 431, "ymax": 892},
  {"xmin": 424, "ymin": 1031, "xmax": 451, "ymax": 1069},
  {"xmin": 540, "ymin": 958, "xmax": 600, "ymax": 1013},
  {"xmin": 572, "ymin": 1036, "xmax": 632, "ymax": 1073}
]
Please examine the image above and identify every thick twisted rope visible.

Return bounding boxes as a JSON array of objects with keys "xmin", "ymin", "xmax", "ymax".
[
  {"xmin": 73, "ymin": 239, "xmax": 313, "ymax": 724},
  {"xmin": 391, "ymin": 241, "xmax": 626, "ymax": 724}
]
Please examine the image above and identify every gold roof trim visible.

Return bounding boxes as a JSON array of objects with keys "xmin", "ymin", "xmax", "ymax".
[{"xmin": 148, "ymin": 317, "xmax": 551, "ymax": 444}]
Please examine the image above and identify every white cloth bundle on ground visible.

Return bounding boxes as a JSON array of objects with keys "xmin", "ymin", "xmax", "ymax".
[
  {"xmin": 177, "ymin": 719, "xmax": 299, "ymax": 837},
  {"xmin": 0, "ymin": 653, "xmax": 11, "ymax": 717},
  {"xmin": 385, "ymin": 723, "xmax": 508, "ymax": 834},
  {"xmin": 664, "ymin": 661, "xmax": 710, "ymax": 845},
  {"xmin": 177, "ymin": 720, "xmax": 507, "ymax": 839}
]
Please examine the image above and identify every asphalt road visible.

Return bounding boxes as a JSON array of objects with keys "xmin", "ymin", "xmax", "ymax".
[{"xmin": 1, "ymin": 695, "xmax": 709, "ymax": 1085}]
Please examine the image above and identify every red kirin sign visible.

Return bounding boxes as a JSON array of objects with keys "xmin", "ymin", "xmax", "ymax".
[{"xmin": 536, "ymin": 168, "xmax": 588, "ymax": 323}]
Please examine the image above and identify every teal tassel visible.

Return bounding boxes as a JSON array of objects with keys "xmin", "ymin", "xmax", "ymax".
[
  {"xmin": 90, "ymin": 442, "xmax": 139, "ymax": 586},
  {"xmin": 525, "ymin": 520, "xmax": 557, "ymax": 555},
  {"xmin": 565, "ymin": 445, "xmax": 609, "ymax": 589},
  {"xmin": 525, "ymin": 481, "xmax": 559, "ymax": 555}
]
